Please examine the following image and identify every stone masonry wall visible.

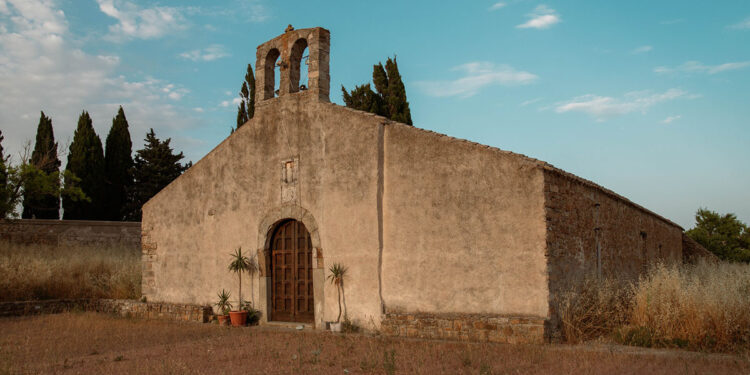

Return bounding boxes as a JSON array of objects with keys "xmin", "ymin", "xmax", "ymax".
[
  {"xmin": 543, "ymin": 169, "xmax": 684, "ymax": 338},
  {"xmin": 0, "ymin": 219, "xmax": 141, "ymax": 249},
  {"xmin": 0, "ymin": 299, "xmax": 211, "ymax": 323},
  {"xmin": 381, "ymin": 312, "xmax": 545, "ymax": 344}
]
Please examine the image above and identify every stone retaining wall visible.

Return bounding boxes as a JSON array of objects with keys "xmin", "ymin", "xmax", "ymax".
[
  {"xmin": 381, "ymin": 312, "xmax": 546, "ymax": 344},
  {"xmin": 0, "ymin": 219, "xmax": 141, "ymax": 249},
  {"xmin": 0, "ymin": 299, "xmax": 211, "ymax": 323}
]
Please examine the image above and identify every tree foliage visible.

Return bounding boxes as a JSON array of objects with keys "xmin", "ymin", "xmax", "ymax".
[
  {"xmin": 22, "ymin": 111, "xmax": 61, "ymax": 219},
  {"xmin": 63, "ymin": 111, "xmax": 105, "ymax": 220},
  {"xmin": 126, "ymin": 129, "xmax": 191, "ymax": 221},
  {"xmin": 342, "ymin": 56, "xmax": 413, "ymax": 125},
  {"xmin": 103, "ymin": 106, "xmax": 134, "ymax": 221},
  {"xmin": 686, "ymin": 208, "xmax": 750, "ymax": 262},
  {"xmin": 235, "ymin": 63, "xmax": 256, "ymax": 130},
  {"xmin": 0, "ymin": 131, "xmax": 86, "ymax": 219}
]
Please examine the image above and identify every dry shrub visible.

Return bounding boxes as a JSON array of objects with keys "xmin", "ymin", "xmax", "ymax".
[
  {"xmin": 627, "ymin": 260, "xmax": 750, "ymax": 351},
  {"xmin": 0, "ymin": 241, "xmax": 141, "ymax": 301},
  {"xmin": 557, "ymin": 278, "xmax": 631, "ymax": 343}
]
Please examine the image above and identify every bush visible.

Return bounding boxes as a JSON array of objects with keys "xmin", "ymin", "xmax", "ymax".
[
  {"xmin": 559, "ymin": 260, "xmax": 750, "ymax": 352},
  {"xmin": 0, "ymin": 241, "xmax": 141, "ymax": 301},
  {"xmin": 628, "ymin": 260, "xmax": 750, "ymax": 351},
  {"xmin": 557, "ymin": 278, "xmax": 631, "ymax": 343}
]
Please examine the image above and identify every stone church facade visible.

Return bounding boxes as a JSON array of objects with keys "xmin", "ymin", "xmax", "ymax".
[{"xmin": 141, "ymin": 27, "xmax": 687, "ymax": 343}]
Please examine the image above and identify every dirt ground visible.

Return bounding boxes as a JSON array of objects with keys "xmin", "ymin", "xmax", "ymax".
[{"xmin": 1, "ymin": 313, "xmax": 748, "ymax": 375}]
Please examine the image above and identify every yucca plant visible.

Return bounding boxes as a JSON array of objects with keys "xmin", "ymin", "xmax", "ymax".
[
  {"xmin": 228, "ymin": 247, "xmax": 251, "ymax": 309},
  {"xmin": 214, "ymin": 289, "xmax": 232, "ymax": 315},
  {"xmin": 327, "ymin": 263, "xmax": 347, "ymax": 323}
]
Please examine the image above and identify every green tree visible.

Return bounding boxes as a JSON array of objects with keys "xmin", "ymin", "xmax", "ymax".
[
  {"xmin": 236, "ymin": 63, "xmax": 255, "ymax": 130},
  {"xmin": 22, "ymin": 112, "xmax": 61, "ymax": 219},
  {"xmin": 0, "ymin": 130, "xmax": 87, "ymax": 219},
  {"xmin": 103, "ymin": 106, "xmax": 134, "ymax": 221},
  {"xmin": 126, "ymin": 129, "xmax": 191, "ymax": 221},
  {"xmin": 63, "ymin": 111, "xmax": 105, "ymax": 220},
  {"xmin": 342, "ymin": 56, "xmax": 412, "ymax": 125},
  {"xmin": 686, "ymin": 208, "xmax": 750, "ymax": 262}
]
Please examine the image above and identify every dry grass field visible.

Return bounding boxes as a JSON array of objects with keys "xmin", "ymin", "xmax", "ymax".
[
  {"xmin": 0, "ymin": 242, "xmax": 140, "ymax": 301},
  {"xmin": 558, "ymin": 260, "xmax": 750, "ymax": 352},
  {"xmin": 1, "ymin": 313, "xmax": 749, "ymax": 375}
]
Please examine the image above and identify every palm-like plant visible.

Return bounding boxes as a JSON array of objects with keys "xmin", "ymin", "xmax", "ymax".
[
  {"xmin": 214, "ymin": 289, "xmax": 232, "ymax": 315},
  {"xmin": 228, "ymin": 247, "xmax": 251, "ymax": 310},
  {"xmin": 326, "ymin": 263, "xmax": 347, "ymax": 323}
]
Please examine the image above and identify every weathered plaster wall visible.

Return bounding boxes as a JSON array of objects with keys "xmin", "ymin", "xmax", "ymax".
[
  {"xmin": 141, "ymin": 93, "xmax": 384, "ymax": 329},
  {"xmin": 543, "ymin": 169, "xmax": 683, "ymax": 334},
  {"xmin": 381, "ymin": 123, "xmax": 549, "ymax": 319}
]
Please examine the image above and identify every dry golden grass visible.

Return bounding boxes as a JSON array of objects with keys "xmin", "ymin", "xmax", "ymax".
[
  {"xmin": 1, "ymin": 313, "xmax": 748, "ymax": 375},
  {"xmin": 0, "ymin": 241, "xmax": 140, "ymax": 301},
  {"xmin": 559, "ymin": 260, "xmax": 750, "ymax": 352},
  {"xmin": 628, "ymin": 260, "xmax": 750, "ymax": 351}
]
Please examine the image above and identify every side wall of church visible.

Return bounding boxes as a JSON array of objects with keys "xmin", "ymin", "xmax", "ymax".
[
  {"xmin": 543, "ymin": 169, "xmax": 683, "ymax": 337},
  {"xmin": 380, "ymin": 123, "xmax": 549, "ymax": 322},
  {"xmin": 141, "ymin": 93, "xmax": 384, "ymax": 329}
]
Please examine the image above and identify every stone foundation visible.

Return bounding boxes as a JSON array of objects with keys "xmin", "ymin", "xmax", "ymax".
[
  {"xmin": 0, "ymin": 299, "xmax": 212, "ymax": 323},
  {"xmin": 381, "ymin": 312, "xmax": 546, "ymax": 344}
]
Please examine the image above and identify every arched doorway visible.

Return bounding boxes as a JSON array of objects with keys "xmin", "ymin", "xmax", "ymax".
[{"xmin": 269, "ymin": 219, "xmax": 314, "ymax": 322}]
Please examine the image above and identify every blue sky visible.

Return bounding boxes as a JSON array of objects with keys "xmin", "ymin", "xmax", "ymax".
[{"xmin": 0, "ymin": 0, "xmax": 748, "ymax": 228}]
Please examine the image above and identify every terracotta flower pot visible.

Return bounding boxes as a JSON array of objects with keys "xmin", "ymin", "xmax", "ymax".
[
  {"xmin": 229, "ymin": 311, "xmax": 248, "ymax": 327},
  {"xmin": 217, "ymin": 314, "xmax": 230, "ymax": 326}
]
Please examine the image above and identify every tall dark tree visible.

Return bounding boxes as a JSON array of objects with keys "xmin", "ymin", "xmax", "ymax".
[
  {"xmin": 0, "ymin": 131, "xmax": 10, "ymax": 217},
  {"xmin": 103, "ymin": 106, "xmax": 133, "ymax": 221},
  {"xmin": 383, "ymin": 57, "xmax": 412, "ymax": 125},
  {"xmin": 236, "ymin": 63, "xmax": 256, "ymax": 130},
  {"xmin": 63, "ymin": 111, "xmax": 105, "ymax": 220},
  {"xmin": 342, "ymin": 56, "xmax": 413, "ymax": 125},
  {"xmin": 22, "ymin": 112, "xmax": 61, "ymax": 219},
  {"xmin": 686, "ymin": 208, "xmax": 750, "ymax": 262},
  {"xmin": 126, "ymin": 129, "xmax": 191, "ymax": 221}
]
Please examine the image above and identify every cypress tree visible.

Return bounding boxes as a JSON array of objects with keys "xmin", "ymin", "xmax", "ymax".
[
  {"xmin": 126, "ymin": 129, "xmax": 190, "ymax": 221},
  {"xmin": 384, "ymin": 57, "xmax": 412, "ymax": 125},
  {"xmin": 63, "ymin": 111, "xmax": 105, "ymax": 220},
  {"xmin": 342, "ymin": 56, "xmax": 412, "ymax": 125},
  {"xmin": 103, "ymin": 106, "xmax": 133, "ymax": 221},
  {"xmin": 0, "ymin": 131, "xmax": 10, "ymax": 217},
  {"xmin": 22, "ymin": 112, "xmax": 61, "ymax": 219},
  {"xmin": 236, "ymin": 63, "xmax": 255, "ymax": 129}
]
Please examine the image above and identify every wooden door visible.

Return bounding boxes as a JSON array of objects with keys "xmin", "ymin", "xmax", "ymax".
[{"xmin": 270, "ymin": 220, "xmax": 314, "ymax": 323}]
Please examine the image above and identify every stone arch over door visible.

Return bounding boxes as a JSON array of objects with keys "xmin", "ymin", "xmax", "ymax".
[{"xmin": 257, "ymin": 205, "xmax": 324, "ymax": 328}]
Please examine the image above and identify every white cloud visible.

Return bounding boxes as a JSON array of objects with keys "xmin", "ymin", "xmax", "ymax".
[
  {"xmin": 729, "ymin": 17, "xmax": 750, "ymax": 30},
  {"xmin": 220, "ymin": 98, "xmax": 242, "ymax": 108},
  {"xmin": 654, "ymin": 60, "xmax": 750, "ymax": 75},
  {"xmin": 520, "ymin": 97, "xmax": 543, "ymax": 106},
  {"xmin": 416, "ymin": 62, "xmax": 537, "ymax": 98},
  {"xmin": 96, "ymin": 0, "xmax": 187, "ymax": 41},
  {"xmin": 517, "ymin": 5, "xmax": 560, "ymax": 29},
  {"xmin": 661, "ymin": 115, "xmax": 681, "ymax": 124},
  {"xmin": 632, "ymin": 45, "xmax": 653, "ymax": 54},
  {"xmin": 179, "ymin": 44, "xmax": 230, "ymax": 62},
  {"xmin": 0, "ymin": 0, "xmax": 198, "ymax": 164},
  {"xmin": 555, "ymin": 89, "xmax": 690, "ymax": 121},
  {"xmin": 193, "ymin": 107, "xmax": 204, "ymax": 113},
  {"xmin": 488, "ymin": 2, "xmax": 506, "ymax": 11}
]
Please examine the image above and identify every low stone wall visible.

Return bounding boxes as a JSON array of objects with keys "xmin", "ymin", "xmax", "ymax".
[
  {"xmin": 381, "ymin": 312, "xmax": 546, "ymax": 344},
  {"xmin": 682, "ymin": 233, "xmax": 718, "ymax": 263},
  {"xmin": 0, "ymin": 299, "xmax": 211, "ymax": 323},
  {"xmin": 0, "ymin": 219, "xmax": 141, "ymax": 249}
]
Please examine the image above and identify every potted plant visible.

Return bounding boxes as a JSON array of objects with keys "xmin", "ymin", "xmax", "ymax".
[
  {"xmin": 214, "ymin": 289, "xmax": 232, "ymax": 326},
  {"xmin": 227, "ymin": 247, "xmax": 252, "ymax": 327},
  {"xmin": 241, "ymin": 300, "xmax": 260, "ymax": 326},
  {"xmin": 326, "ymin": 262, "xmax": 347, "ymax": 332}
]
